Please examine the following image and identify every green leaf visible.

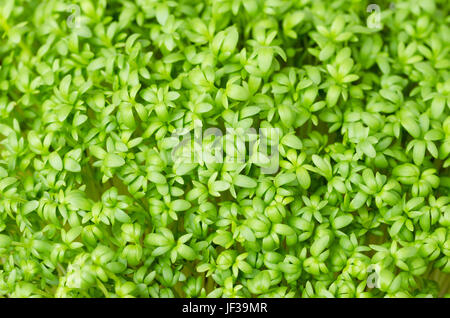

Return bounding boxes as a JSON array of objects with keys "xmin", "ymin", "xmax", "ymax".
[
  {"xmin": 227, "ymin": 84, "xmax": 250, "ymax": 101},
  {"xmin": 431, "ymin": 95, "xmax": 445, "ymax": 119},
  {"xmin": 319, "ymin": 43, "xmax": 335, "ymax": 61},
  {"xmin": 360, "ymin": 140, "xmax": 376, "ymax": 158},
  {"xmin": 311, "ymin": 155, "xmax": 332, "ymax": 180},
  {"xmin": 145, "ymin": 233, "xmax": 171, "ymax": 247},
  {"xmin": 155, "ymin": 4, "xmax": 169, "ymax": 25},
  {"xmin": 326, "ymin": 85, "xmax": 341, "ymax": 106},
  {"xmin": 393, "ymin": 164, "xmax": 420, "ymax": 184},
  {"xmin": 90, "ymin": 145, "xmax": 107, "ymax": 159},
  {"xmin": 401, "ymin": 117, "xmax": 421, "ymax": 139},
  {"xmin": 278, "ymin": 104, "xmax": 294, "ymax": 127},
  {"xmin": 412, "ymin": 141, "xmax": 426, "ymax": 165},
  {"xmin": 0, "ymin": 234, "xmax": 12, "ymax": 248},
  {"xmin": 171, "ymin": 200, "xmax": 191, "ymax": 211},
  {"xmin": 211, "ymin": 180, "xmax": 230, "ymax": 192},
  {"xmin": 333, "ymin": 215, "xmax": 353, "ymax": 229},
  {"xmin": 64, "ymin": 158, "xmax": 81, "ymax": 172},
  {"xmin": 178, "ymin": 245, "xmax": 196, "ymax": 260},
  {"xmin": 311, "ymin": 235, "xmax": 330, "ymax": 256},
  {"xmin": 248, "ymin": 271, "xmax": 271, "ymax": 294},
  {"xmin": 23, "ymin": 200, "xmax": 39, "ymax": 214},
  {"xmin": 275, "ymin": 173, "xmax": 296, "ymax": 187},
  {"xmin": 104, "ymin": 153, "xmax": 125, "ymax": 168},
  {"xmin": 66, "ymin": 192, "xmax": 91, "ymax": 211},
  {"xmin": 148, "ymin": 171, "xmax": 166, "ymax": 184},
  {"xmin": 296, "ymin": 167, "xmax": 311, "ymax": 189},
  {"xmin": 350, "ymin": 192, "xmax": 368, "ymax": 209},
  {"xmin": 258, "ymin": 47, "xmax": 273, "ymax": 72},
  {"xmin": 234, "ymin": 175, "xmax": 257, "ymax": 188},
  {"xmin": 213, "ymin": 231, "xmax": 233, "ymax": 247},
  {"xmin": 115, "ymin": 209, "xmax": 131, "ymax": 223},
  {"xmin": 49, "ymin": 152, "xmax": 63, "ymax": 171}
]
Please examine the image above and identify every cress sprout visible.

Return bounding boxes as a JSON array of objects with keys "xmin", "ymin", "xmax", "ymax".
[{"xmin": 0, "ymin": 0, "xmax": 449, "ymax": 298}]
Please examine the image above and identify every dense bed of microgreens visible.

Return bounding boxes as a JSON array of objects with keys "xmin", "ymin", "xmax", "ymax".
[{"xmin": 0, "ymin": 0, "xmax": 449, "ymax": 298}]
